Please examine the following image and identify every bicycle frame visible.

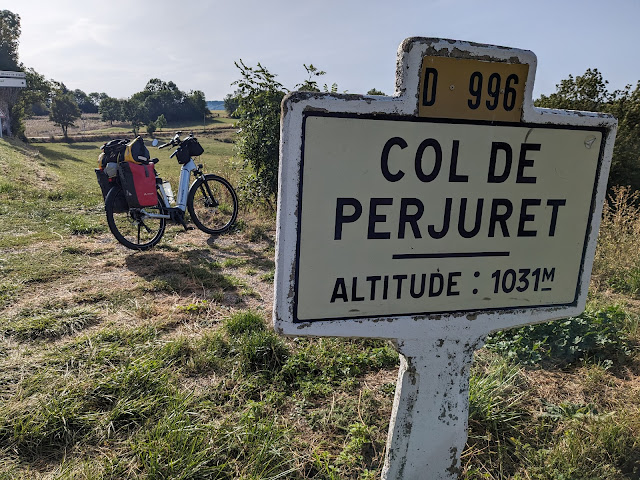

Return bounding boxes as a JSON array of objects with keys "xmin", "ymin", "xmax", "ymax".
[{"xmin": 143, "ymin": 158, "xmax": 198, "ymax": 220}]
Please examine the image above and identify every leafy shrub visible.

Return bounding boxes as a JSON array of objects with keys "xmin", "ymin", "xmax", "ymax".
[
  {"xmin": 146, "ymin": 121, "xmax": 156, "ymax": 136},
  {"xmin": 485, "ymin": 305, "xmax": 633, "ymax": 366},
  {"xmin": 233, "ymin": 61, "xmax": 286, "ymax": 208}
]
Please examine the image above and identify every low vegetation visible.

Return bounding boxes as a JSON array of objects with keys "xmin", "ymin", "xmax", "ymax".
[{"xmin": 1, "ymin": 114, "xmax": 640, "ymax": 479}]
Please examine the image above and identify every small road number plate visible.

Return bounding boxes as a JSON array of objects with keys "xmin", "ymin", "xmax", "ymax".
[{"xmin": 419, "ymin": 56, "xmax": 529, "ymax": 122}]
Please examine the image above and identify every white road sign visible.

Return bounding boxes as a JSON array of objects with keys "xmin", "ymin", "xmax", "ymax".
[
  {"xmin": 296, "ymin": 114, "xmax": 604, "ymax": 321},
  {"xmin": 273, "ymin": 37, "xmax": 617, "ymax": 479},
  {"xmin": 274, "ymin": 38, "xmax": 616, "ymax": 340}
]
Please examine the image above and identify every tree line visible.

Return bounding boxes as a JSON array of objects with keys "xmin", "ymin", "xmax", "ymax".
[
  {"xmin": 18, "ymin": 70, "xmax": 207, "ymax": 138},
  {"xmin": 1, "ymin": 10, "xmax": 208, "ymax": 138}
]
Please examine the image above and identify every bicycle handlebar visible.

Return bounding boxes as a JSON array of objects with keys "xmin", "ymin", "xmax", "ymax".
[
  {"xmin": 157, "ymin": 132, "xmax": 198, "ymax": 162},
  {"xmin": 157, "ymin": 131, "xmax": 187, "ymax": 150}
]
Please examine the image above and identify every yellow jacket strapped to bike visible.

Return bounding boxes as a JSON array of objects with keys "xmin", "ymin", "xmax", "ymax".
[{"xmin": 123, "ymin": 136, "xmax": 151, "ymax": 164}]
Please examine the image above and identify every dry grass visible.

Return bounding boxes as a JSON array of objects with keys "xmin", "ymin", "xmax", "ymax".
[
  {"xmin": 592, "ymin": 186, "xmax": 640, "ymax": 295},
  {"xmin": 24, "ymin": 114, "xmax": 238, "ymax": 142},
  {"xmin": 24, "ymin": 114, "xmax": 130, "ymax": 138}
]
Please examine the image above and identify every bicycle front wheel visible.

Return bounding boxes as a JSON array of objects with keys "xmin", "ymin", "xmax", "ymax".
[
  {"xmin": 187, "ymin": 174, "xmax": 238, "ymax": 234},
  {"xmin": 105, "ymin": 185, "xmax": 166, "ymax": 250}
]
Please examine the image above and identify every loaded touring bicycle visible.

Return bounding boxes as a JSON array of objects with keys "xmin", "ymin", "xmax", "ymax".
[{"xmin": 95, "ymin": 132, "xmax": 238, "ymax": 250}]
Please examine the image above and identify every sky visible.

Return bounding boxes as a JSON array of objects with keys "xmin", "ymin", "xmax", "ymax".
[{"xmin": 5, "ymin": 0, "xmax": 640, "ymax": 102}]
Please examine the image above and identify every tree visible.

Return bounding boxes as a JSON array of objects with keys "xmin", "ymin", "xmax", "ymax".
[
  {"xmin": 187, "ymin": 89, "xmax": 208, "ymax": 119},
  {"xmin": 99, "ymin": 96, "xmax": 122, "ymax": 125},
  {"xmin": 367, "ymin": 88, "xmax": 386, "ymax": 96},
  {"xmin": 535, "ymin": 69, "xmax": 640, "ymax": 190},
  {"xmin": 223, "ymin": 92, "xmax": 240, "ymax": 118},
  {"xmin": 23, "ymin": 68, "xmax": 52, "ymax": 115},
  {"xmin": 605, "ymin": 82, "xmax": 640, "ymax": 190},
  {"xmin": 536, "ymin": 68, "xmax": 610, "ymax": 112},
  {"xmin": 0, "ymin": 10, "xmax": 20, "ymax": 71},
  {"xmin": 128, "ymin": 78, "xmax": 207, "ymax": 124},
  {"xmin": 10, "ymin": 67, "xmax": 51, "ymax": 137},
  {"xmin": 155, "ymin": 114, "xmax": 167, "ymax": 129},
  {"xmin": 89, "ymin": 92, "xmax": 108, "ymax": 107},
  {"xmin": 1, "ymin": 10, "xmax": 23, "ymax": 136},
  {"xmin": 122, "ymin": 98, "xmax": 147, "ymax": 135},
  {"xmin": 49, "ymin": 91, "xmax": 81, "ymax": 138},
  {"xmin": 73, "ymin": 89, "xmax": 98, "ymax": 113}
]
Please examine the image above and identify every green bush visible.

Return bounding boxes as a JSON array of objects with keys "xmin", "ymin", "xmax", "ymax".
[
  {"xmin": 233, "ymin": 61, "xmax": 286, "ymax": 207},
  {"xmin": 485, "ymin": 305, "xmax": 633, "ymax": 366}
]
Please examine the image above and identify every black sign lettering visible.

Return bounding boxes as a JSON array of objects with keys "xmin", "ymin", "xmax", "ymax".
[
  {"xmin": 516, "ymin": 143, "xmax": 540, "ymax": 184},
  {"xmin": 335, "ymin": 198, "xmax": 362, "ymax": 240},
  {"xmin": 381, "ymin": 137, "xmax": 407, "ymax": 182},
  {"xmin": 488, "ymin": 142, "xmax": 513, "ymax": 183},
  {"xmin": 368, "ymin": 198, "xmax": 393, "ymax": 239}
]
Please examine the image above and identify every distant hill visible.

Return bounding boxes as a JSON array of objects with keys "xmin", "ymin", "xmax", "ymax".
[{"xmin": 207, "ymin": 100, "xmax": 225, "ymax": 111}]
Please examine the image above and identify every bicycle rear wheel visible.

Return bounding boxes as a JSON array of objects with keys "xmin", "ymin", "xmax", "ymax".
[
  {"xmin": 105, "ymin": 185, "xmax": 166, "ymax": 250},
  {"xmin": 187, "ymin": 174, "xmax": 238, "ymax": 234}
]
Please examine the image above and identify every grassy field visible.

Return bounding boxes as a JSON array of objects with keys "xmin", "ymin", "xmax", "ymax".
[{"xmin": 1, "ymin": 119, "xmax": 640, "ymax": 479}]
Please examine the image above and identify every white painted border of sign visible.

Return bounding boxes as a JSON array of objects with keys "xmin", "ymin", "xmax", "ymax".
[{"xmin": 273, "ymin": 37, "xmax": 617, "ymax": 340}]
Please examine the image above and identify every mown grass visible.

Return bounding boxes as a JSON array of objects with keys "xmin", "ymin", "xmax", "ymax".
[
  {"xmin": 0, "ymin": 312, "xmax": 398, "ymax": 478},
  {"xmin": 3, "ymin": 128, "xmax": 640, "ymax": 478}
]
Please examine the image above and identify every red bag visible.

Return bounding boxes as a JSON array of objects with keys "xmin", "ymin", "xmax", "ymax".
[{"xmin": 117, "ymin": 162, "xmax": 157, "ymax": 208}]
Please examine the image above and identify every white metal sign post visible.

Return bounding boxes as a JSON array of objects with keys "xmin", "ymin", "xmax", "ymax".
[{"xmin": 274, "ymin": 37, "xmax": 617, "ymax": 479}]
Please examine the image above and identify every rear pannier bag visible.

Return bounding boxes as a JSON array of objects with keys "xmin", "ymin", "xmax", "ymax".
[
  {"xmin": 124, "ymin": 136, "xmax": 151, "ymax": 164},
  {"xmin": 96, "ymin": 168, "xmax": 114, "ymax": 199},
  {"xmin": 95, "ymin": 169, "xmax": 128, "ymax": 213},
  {"xmin": 118, "ymin": 162, "xmax": 157, "ymax": 208}
]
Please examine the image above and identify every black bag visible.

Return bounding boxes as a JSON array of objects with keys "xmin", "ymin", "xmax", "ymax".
[
  {"xmin": 99, "ymin": 139, "xmax": 129, "ymax": 167},
  {"xmin": 95, "ymin": 169, "xmax": 128, "ymax": 213},
  {"xmin": 175, "ymin": 138, "xmax": 204, "ymax": 164},
  {"xmin": 187, "ymin": 138, "xmax": 204, "ymax": 157}
]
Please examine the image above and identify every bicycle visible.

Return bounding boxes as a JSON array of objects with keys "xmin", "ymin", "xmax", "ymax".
[{"xmin": 103, "ymin": 132, "xmax": 238, "ymax": 250}]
